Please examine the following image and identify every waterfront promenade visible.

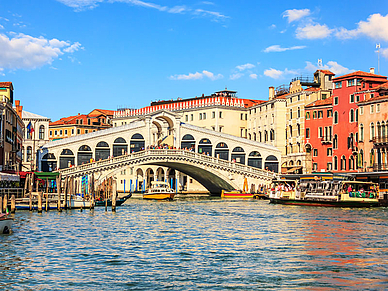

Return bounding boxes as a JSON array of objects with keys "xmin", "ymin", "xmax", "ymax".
[{"xmin": 1, "ymin": 198, "xmax": 388, "ymax": 290}]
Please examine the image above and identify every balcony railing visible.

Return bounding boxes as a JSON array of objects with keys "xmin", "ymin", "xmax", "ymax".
[
  {"xmin": 321, "ymin": 135, "xmax": 332, "ymax": 143},
  {"xmin": 373, "ymin": 163, "xmax": 388, "ymax": 171},
  {"xmin": 372, "ymin": 136, "xmax": 388, "ymax": 144}
]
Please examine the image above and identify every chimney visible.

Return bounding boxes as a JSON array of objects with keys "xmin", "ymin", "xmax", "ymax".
[
  {"xmin": 370, "ymin": 67, "xmax": 375, "ymax": 74},
  {"xmin": 15, "ymin": 100, "xmax": 23, "ymax": 118},
  {"xmin": 269, "ymin": 86, "xmax": 275, "ymax": 100}
]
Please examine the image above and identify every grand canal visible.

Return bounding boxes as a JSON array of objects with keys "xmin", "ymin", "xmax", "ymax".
[{"xmin": 1, "ymin": 198, "xmax": 388, "ymax": 290}]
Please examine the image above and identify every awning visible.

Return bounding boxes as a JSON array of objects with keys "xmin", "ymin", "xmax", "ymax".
[
  {"xmin": 34, "ymin": 172, "xmax": 60, "ymax": 180},
  {"xmin": 286, "ymin": 166, "xmax": 302, "ymax": 173},
  {"xmin": 0, "ymin": 172, "xmax": 20, "ymax": 182}
]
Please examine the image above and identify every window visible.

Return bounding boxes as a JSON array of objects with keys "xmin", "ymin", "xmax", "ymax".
[
  {"xmin": 65, "ymin": 129, "xmax": 68, "ymax": 135},
  {"xmin": 356, "ymin": 78, "xmax": 362, "ymax": 86},
  {"xmin": 377, "ymin": 104, "xmax": 380, "ymax": 113},
  {"xmin": 290, "ymin": 109, "xmax": 293, "ymax": 119},
  {"xmin": 318, "ymin": 111, "xmax": 323, "ymax": 118},
  {"xmin": 313, "ymin": 149, "xmax": 318, "ymax": 157},
  {"xmin": 355, "ymin": 109, "xmax": 358, "ymax": 122},
  {"xmin": 212, "ymin": 111, "xmax": 215, "ymax": 119},
  {"xmin": 54, "ymin": 130, "xmax": 58, "ymax": 136},
  {"xmin": 333, "ymin": 135, "xmax": 338, "ymax": 149},
  {"xmin": 85, "ymin": 130, "xmax": 88, "ymax": 134},
  {"xmin": 241, "ymin": 113, "xmax": 244, "ymax": 120},
  {"xmin": 245, "ymin": 114, "xmax": 247, "ymax": 120},
  {"xmin": 39, "ymin": 125, "xmax": 45, "ymax": 140},
  {"xmin": 334, "ymin": 111, "xmax": 338, "ymax": 124},
  {"xmin": 26, "ymin": 146, "xmax": 32, "ymax": 162},
  {"xmin": 341, "ymin": 155, "xmax": 347, "ymax": 170},
  {"xmin": 60, "ymin": 130, "xmax": 63, "ymax": 135},
  {"xmin": 350, "ymin": 109, "xmax": 354, "ymax": 122},
  {"xmin": 306, "ymin": 112, "xmax": 310, "ymax": 119},
  {"xmin": 219, "ymin": 126, "xmax": 223, "ymax": 132},
  {"xmin": 347, "ymin": 79, "xmax": 355, "ymax": 87},
  {"xmin": 306, "ymin": 128, "xmax": 310, "ymax": 138},
  {"xmin": 191, "ymin": 114, "xmax": 193, "ymax": 121},
  {"xmin": 356, "ymin": 95, "xmax": 360, "ymax": 102},
  {"xmin": 88, "ymin": 119, "xmax": 91, "ymax": 125},
  {"xmin": 318, "ymin": 127, "xmax": 323, "ymax": 138},
  {"xmin": 50, "ymin": 130, "xmax": 52, "ymax": 136},
  {"xmin": 334, "ymin": 156, "xmax": 338, "ymax": 170},
  {"xmin": 371, "ymin": 123, "xmax": 375, "ymax": 139},
  {"xmin": 203, "ymin": 113, "xmax": 206, "ymax": 120},
  {"xmin": 297, "ymin": 124, "xmax": 301, "ymax": 136},
  {"xmin": 360, "ymin": 107, "xmax": 364, "ymax": 115},
  {"xmin": 327, "ymin": 109, "xmax": 332, "ymax": 118},
  {"xmin": 370, "ymin": 104, "xmax": 374, "ymax": 114},
  {"xmin": 289, "ymin": 125, "xmax": 292, "ymax": 137},
  {"xmin": 322, "ymin": 93, "xmax": 327, "ymax": 100},
  {"xmin": 219, "ymin": 111, "xmax": 223, "ymax": 118},
  {"xmin": 77, "ymin": 129, "xmax": 80, "ymax": 134},
  {"xmin": 185, "ymin": 115, "xmax": 188, "ymax": 122},
  {"xmin": 313, "ymin": 163, "xmax": 318, "ymax": 171},
  {"xmin": 313, "ymin": 111, "xmax": 317, "ymax": 119},
  {"xmin": 334, "ymin": 97, "xmax": 339, "ymax": 105},
  {"xmin": 350, "ymin": 94, "xmax": 354, "ymax": 103},
  {"xmin": 297, "ymin": 107, "xmax": 301, "ymax": 118},
  {"xmin": 199, "ymin": 113, "xmax": 202, "ymax": 120},
  {"xmin": 327, "ymin": 148, "xmax": 332, "ymax": 156},
  {"xmin": 335, "ymin": 82, "xmax": 342, "ymax": 89},
  {"xmin": 327, "ymin": 163, "xmax": 333, "ymax": 171},
  {"xmin": 71, "ymin": 129, "xmax": 74, "ymax": 135}
]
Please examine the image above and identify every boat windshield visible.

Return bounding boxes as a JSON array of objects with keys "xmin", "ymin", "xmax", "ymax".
[{"xmin": 341, "ymin": 182, "xmax": 378, "ymax": 197}]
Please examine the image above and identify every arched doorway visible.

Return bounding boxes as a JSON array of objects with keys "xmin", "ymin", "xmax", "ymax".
[
  {"xmin": 181, "ymin": 134, "xmax": 195, "ymax": 151},
  {"xmin": 248, "ymin": 151, "xmax": 262, "ymax": 168},
  {"xmin": 146, "ymin": 168, "xmax": 154, "ymax": 189},
  {"xmin": 113, "ymin": 137, "xmax": 128, "ymax": 157},
  {"xmin": 215, "ymin": 142, "xmax": 229, "ymax": 160},
  {"xmin": 265, "ymin": 155, "xmax": 279, "ymax": 172},
  {"xmin": 42, "ymin": 153, "xmax": 57, "ymax": 172},
  {"xmin": 95, "ymin": 141, "xmax": 110, "ymax": 161},
  {"xmin": 136, "ymin": 168, "xmax": 144, "ymax": 192},
  {"xmin": 167, "ymin": 169, "xmax": 176, "ymax": 190},
  {"xmin": 156, "ymin": 167, "xmax": 165, "ymax": 182},
  {"xmin": 198, "ymin": 138, "xmax": 212, "ymax": 156},
  {"xmin": 77, "ymin": 145, "xmax": 92, "ymax": 165},
  {"xmin": 231, "ymin": 147, "xmax": 245, "ymax": 164},
  {"xmin": 59, "ymin": 149, "xmax": 75, "ymax": 169},
  {"xmin": 130, "ymin": 133, "xmax": 145, "ymax": 153}
]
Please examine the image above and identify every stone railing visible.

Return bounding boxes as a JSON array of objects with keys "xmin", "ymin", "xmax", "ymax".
[{"xmin": 59, "ymin": 149, "xmax": 278, "ymax": 180}]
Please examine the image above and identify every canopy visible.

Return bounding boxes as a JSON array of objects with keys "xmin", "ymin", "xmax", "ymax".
[
  {"xmin": 34, "ymin": 172, "xmax": 60, "ymax": 180},
  {"xmin": 0, "ymin": 172, "xmax": 20, "ymax": 182}
]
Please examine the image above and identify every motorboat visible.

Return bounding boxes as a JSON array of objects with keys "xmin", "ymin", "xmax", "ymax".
[
  {"xmin": 143, "ymin": 181, "xmax": 175, "ymax": 200},
  {"xmin": 0, "ymin": 213, "xmax": 13, "ymax": 234}
]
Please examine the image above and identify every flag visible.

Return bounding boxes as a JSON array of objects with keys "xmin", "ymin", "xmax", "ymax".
[
  {"xmin": 26, "ymin": 121, "xmax": 34, "ymax": 134},
  {"xmin": 376, "ymin": 43, "xmax": 381, "ymax": 49}
]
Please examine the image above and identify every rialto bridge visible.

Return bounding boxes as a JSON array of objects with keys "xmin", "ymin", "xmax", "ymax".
[{"xmin": 38, "ymin": 110, "xmax": 281, "ymax": 194}]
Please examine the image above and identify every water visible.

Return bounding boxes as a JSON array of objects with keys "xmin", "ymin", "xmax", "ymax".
[{"xmin": 1, "ymin": 198, "xmax": 388, "ymax": 290}]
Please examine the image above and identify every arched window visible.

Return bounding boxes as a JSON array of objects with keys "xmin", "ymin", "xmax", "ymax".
[
  {"xmin": 39, "ymin": 125, "xmax": 45, "ymax": 140},
  {"xmin": 349, "ymin": 155, "xmax": 355, "ymax": 170},
  {"xmin": 382, "ymin": 122, "xmax": 386, "ymax": 138},
  {"xmin": 297, "ymin": 124, "xmax": 300, "ymax": 136},
  {"xmin": 130, "ymin": 134, "xmax": 144, "ymax": 153},
  {"xmin": 78, "ymin": 145, "xmax": 92, "ymax": 165},
  {"xmin": 333, "ymin": 134, "xmax": 338, "ymax": 149},
  {"xmin": 289, "ymin": 125, "xmax": 292, "ymax": 137},
  {"xmin": 341, "ymin": 155, "xmax": 346, "ymax": 170},
  {"xmin": 371, "ymin": 123, "xmax": 375, "ymax": 140},
  {"xmin": 248, "ymin": 151, "xmax": 262, "ymax": 168},
  {"xmin": 334, "ymin": 111, "xmax": 338, "ymax": 124},
  {"xmin": 181, "ymin": 134, "xmax": 195, "ymax": 151},
  {"xmin": 264, "ymin": 155, "xmax": 279, "ymax": 172},
  {"xmin": 231, "ymin": 147, "xmax": 245, "ymax": 164},
  {"xmin": 377, "ymin": 122, "xmax": 381, "ymax": 138},
  {"xmin": 355, "ymin": 109, "xmax": 358, "ymax": 122},
  {"xmin": 26, "ymin": 146, "xmax": 32, "ymax": 162},
  {"xmin": 264, "ymin": 130, "xmax": 268, "ymax": 142},
  {"xmin": 59, "ymin": 149, "xmax": 75, "ymax": 169},
  {"xmin": 215, "ymin": 142, "xmax": 229, "ymax": 160},
  {"xmin": 198, "ymin": 138, "xmax": 212, "ymax": 156},
  {"xmin": 297, "ymin": 107, "xmax": 301, "ymax": 118},
  {"xmin": 359, "ymin": 124, "xmax": 364, "ymax": 141},
  {"xmin": 95, "ymin": 141, "xmax": 110, "ymax": 161},
  {"xmin": 334, "ymin": 156, "xmax": 338, "ymax": 170},
  {"xmin": 349, "ymin": 109, "xmax": 354, "ymax": 122},
  {"xmin": 270, "ymin": 129, "xmax": 275, "ymax": 141},
  {"xmin": 114, "ymin": 137, "xmax": 128, "ymax": 157}
]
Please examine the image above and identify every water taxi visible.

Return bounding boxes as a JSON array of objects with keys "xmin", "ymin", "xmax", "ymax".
[
  {"xmin": 0, "ymin": 213, "xmax": 13, "ymax": 234},
  {"xmin": 269, "ymin": 178, "xmax": 379, "ymax": 207},
  {"xmin": 143, "ymin": 181, "xmax": 175, "ymax": 200},
  {"xmin": 221, "ymin": 190, "xmax": 254, "ymax": 199}
]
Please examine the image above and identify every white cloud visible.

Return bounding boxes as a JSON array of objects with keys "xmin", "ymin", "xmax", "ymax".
[
  {"xmin": 381, "ymin": 48, "xmax": 388, "ymax": 59},
  {"xmin": 0, "ymin": 25, "xmax": 3, "ymax": 30},
  {"xmin": 296, "ymin": 23, "xmax": 332, "ymax": 39},
  {"xmin": 169, "ymin": 70, "xmax": 223, "ymax": 81},
  {"xmin": 336, "ymin": 13, "xmax": 388, "ymax": 41},
  {"xmin": 0, "ymin": 33, "xmax": 82, "ymax": 71},
  {"xmin": 63, "ymin": 41, "xmax": 83, "ymax": 53},
  {"xmin": 269, "ymin": 24, "xmax": 276, "ymax": 29},
  {"xmin": 305, "ymin": 61, "xmax": 353, "ymax": 75},
  {"xmin": 236, "ymin": 63, "xmax": 255, "ymax": 71},
  {"xmin": 230, "ymin": 73, "xmax": 243, "ymax": 80},
  {"xmin": 264, "ymin": 68, "xmax": 297, "ymax": 79},
  {"xmin": 283, "ymin": 9, "xmax": 310, "ymax": 23},
  {"xmin": 263, "ymin": 44, "xmax": 306, "ymax": 52},
  {"xmin": 249, "ymin": 73, "xmax": 258, "ymax": 79},
  {"xmin": 56, "ymin": 0, "xmax": 228, "ymax": 20}
]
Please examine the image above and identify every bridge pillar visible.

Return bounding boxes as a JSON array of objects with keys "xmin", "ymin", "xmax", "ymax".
[
  {"xmin": 145, "ymin": 117, "xmax": 152, "ymax": 147},
  {"xmin": 174, "ymin": 117, "xmax": 181, "ymax": 148}
]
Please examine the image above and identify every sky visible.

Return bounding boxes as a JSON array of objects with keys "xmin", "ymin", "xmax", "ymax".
[{"xmin": 1, "ymin": 0, "xmax": 388, "ymax": 121}]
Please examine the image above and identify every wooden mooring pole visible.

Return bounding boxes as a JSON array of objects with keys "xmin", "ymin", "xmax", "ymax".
[
  {"xmin": 0, "ymin": 196, "xmax": 3, "ymax": 213},
  {"xmin": 10, "ymin": 195, "xmax": 15, "ymax": 213},
  {"xmin": 3, "ymin": 194, "xmax": 8, "ymax": 214},
  {"xmin": 37, "ymin": 192, "xmax": 42, "ymax": 213},
  {"xmin": 45, "ymin": 178, "xmax": 49, "ymax": 212},
  {"xmin": 112, "ymin": 179, "xmax": 117, "ymax": 212},
  {"xmin": 57, "ymin": 174, "xmax": 62, "ymax": 212}
]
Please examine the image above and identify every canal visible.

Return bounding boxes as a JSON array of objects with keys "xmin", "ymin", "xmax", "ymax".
[{"xmin": 1, "ymin": 198, "xmax": 388, "ymax": 290}]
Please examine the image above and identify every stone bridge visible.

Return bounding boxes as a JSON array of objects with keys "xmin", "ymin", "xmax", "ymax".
[{"xmin": 59, "ymin": 149, "xmax": 278, "ymax": 194}]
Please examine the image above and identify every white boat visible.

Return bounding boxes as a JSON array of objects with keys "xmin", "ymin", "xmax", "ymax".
[
  {"xmin": 0, "ymin": 213, "xmax": 13, "ymax": 234},
  {"xmin": 143, "ymin": 181, "xmax": 175, "ymax": 200}
]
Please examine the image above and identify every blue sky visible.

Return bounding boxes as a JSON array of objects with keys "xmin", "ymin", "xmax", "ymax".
[{"xmin": 1, "ymin": 0, "xmax": 388, "ymax": 121}]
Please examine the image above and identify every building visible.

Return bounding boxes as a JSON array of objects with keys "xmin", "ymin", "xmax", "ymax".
[
  {"xmin": 14, "ymin": 100, "xmax": 51, "ymax": 171},
  {"xmin": 49, "ymin": 109, "xmax": 114, "ymax": 141},
  {"xmin": 0, "ymin": 82, "xmax": 24, "ymax": 172},
  {"xmin": 283, "ymin": 70, "xmax": 334, "ymax": 174},
  {"xmin": 305, "ymin": 97, "xmax": 333, "ymax": 172},
  {"xmin": 357, "ymin": 80, "xmax": 388, "ymax": 171},
  {"xmin": 332, "ymin": 69, "xmax": 387, "ymax": 172}
]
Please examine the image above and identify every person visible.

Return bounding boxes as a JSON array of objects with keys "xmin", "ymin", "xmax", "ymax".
[{"xmin": 347, "ymin": 185, "xmax": 352, "ymax": 193}]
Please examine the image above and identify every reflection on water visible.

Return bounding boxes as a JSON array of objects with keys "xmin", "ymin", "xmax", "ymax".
[{"xmin": 1, "ymin": 198, "xmax": 388, "ymax": 290}]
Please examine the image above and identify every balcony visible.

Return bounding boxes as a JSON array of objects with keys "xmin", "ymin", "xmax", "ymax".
[
  {"xmin": 321, "ymin": 135, "xmax": 332, "ymax": 144},
  {"xmin": 373, "ymin": 163, "xmax": 388, "ymax": 171},
  {"xmin": 372, "ymin": 136, "xmax": 388, "ymax": 145}
]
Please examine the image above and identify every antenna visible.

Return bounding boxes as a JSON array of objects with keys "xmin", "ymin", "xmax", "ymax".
[
  {"xmin": 376, "ymin": 43, "xmax": 380, "ymax": 75},
  {"xmin": 318, "ymin": 59, "xmax": 323, "ymax": 68}
]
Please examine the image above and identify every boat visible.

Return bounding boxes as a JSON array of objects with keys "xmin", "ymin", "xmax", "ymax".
[
  {"xmin": 95, "ymin": 193, "xmax": 132, "ymax": 206},
  {"xmin": 269, "ymin": 178, "xmax": 380, "ymax": 207},
  {"xmin": 221, "ymin": 190, "xmax": 254, "ymax": 199},
  {"xmin": 0, "ymin": 213, "xmax": 13, "ymax": 234},
  {"xmin": 143, "ymin": 181, "xmax": 175, "ymax": 200},
  {"xmin": 15, "ymin": 193, "xmax": 94, "ymax": 210}
]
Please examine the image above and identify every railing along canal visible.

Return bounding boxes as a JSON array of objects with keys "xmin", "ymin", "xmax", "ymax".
[{"xmin": 59, "ymin": 149, "xmax": 276, "ymax": 179}]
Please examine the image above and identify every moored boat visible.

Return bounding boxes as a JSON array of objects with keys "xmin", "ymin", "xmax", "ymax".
[
  {"xmin": 143, "ymin": 181, "xmax": 175, "ymax": 200},
  {"xmin": 0, "ymin": 213, "xmax": 13, "ymax": 234},
  {"xmin": 95, "ymin": 193, "xmax": 132, "ymax": 206},
  {"xmin": 269, "ymin": 178, "xmax": 379, "ymax": 207},
  {"xmin": 221, "ymin": 190, "xmax": 254, "ymax": 199}
]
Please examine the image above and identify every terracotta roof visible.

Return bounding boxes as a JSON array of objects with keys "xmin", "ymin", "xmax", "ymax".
[
  {"xmin": 333, "ymin": 70, "xmax": 387, "ymax": 81},
  {"xmin": 305, "ymin": 87, "xmax": 321, "ymax": 92},
  {"xmin": 88, "ymin": 109, "xmax": 115, "ymax": 116},
  {"xmin": 317, "ymin": 70, "xmax": 335, "ymax": 75},
  {"xmin": 0, "ymin": 82, "xmax": 13, "ymax": 89},
  {"xmin": 305, "ymin": 96, "xmax": 333, "ymax": 108},
  {"xmin": 376, "ymin": 81, "xmax": 388, "ymax": 90}
]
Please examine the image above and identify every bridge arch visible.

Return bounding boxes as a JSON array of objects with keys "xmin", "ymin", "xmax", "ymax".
[
  {"xmin": 59, "ymin": 149, "xmax": 75, "ymax": 169},
  {"xmin": 130, "ymin": 133, "xmax": 145, "ymax": 153},
  {"xmin": 78, "ymin": 145, "xmax": 92, "ymax": 165},
  {"xmin": 198, "ymin": 138, "xmax": 212, "ymax": 156},
  {"xmin": 215, "ymin": 142, "xmax": 229, "ymax": 161}
]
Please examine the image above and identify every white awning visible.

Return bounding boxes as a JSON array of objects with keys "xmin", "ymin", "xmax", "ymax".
[{"xmin": 0, "ymin": 173, "xmax": 20, "ymax": 181}]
